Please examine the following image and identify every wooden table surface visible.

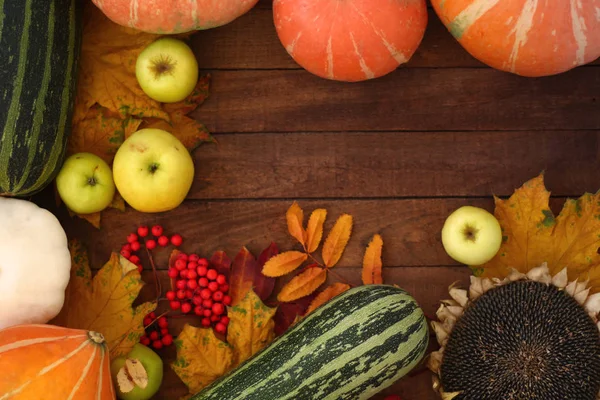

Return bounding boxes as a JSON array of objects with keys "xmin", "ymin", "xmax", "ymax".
[{"xmin": 45, "ymin": 1, "xmax": 600, "ymax": 399}]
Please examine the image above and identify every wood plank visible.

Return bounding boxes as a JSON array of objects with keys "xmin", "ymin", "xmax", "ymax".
[
  {"xmin": 56, "ymin": 197, "xmax": 572, "ymax": 272},
  {"xmin": 190, "ymin": 131, "xmax": 600, "ymax": 199},
  {"xmin": 192, "ymin": 68, "xmax": 600, "ymax": 133},
  {"xmin": 138, "ymin": 266, "xmax": 469, "ymax": 400},
  {"xmin": 193, "ymin": 3, "xmax": 600, "ymax": 70}
]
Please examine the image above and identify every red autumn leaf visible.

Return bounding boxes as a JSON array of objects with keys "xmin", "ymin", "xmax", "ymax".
[
  {"xmin": 273, "ymin": 294, "xmax": 316, "ymax": 336},
  {"xmin": 229, "ymin": 247, "xmax": 259, "ymax": 306},
  {"xmin": 255, "ymin": 243, "xmax": 279, "ymax": 302},
  {"xmin": 210, "ymin": 250, "xmax": 232, "ymax": 279}
]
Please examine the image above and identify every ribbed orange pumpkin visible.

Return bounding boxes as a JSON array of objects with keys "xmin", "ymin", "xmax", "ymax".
[
  {"xmin": 0, "ymin": 324, "xmax": 115, "ymax": 399},
  {"xmin": 91, "ymin": 0, "xmax": 259, "ymax": 34},
  {"xmin": 431, "ymin": 0, "xmax": 600, "ymax": 77},
  {"xmin": 273, "ymin": 0, "xmax": 428, "ymax": 82}
]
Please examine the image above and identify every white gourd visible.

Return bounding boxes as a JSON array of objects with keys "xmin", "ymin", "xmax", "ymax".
[{"xmin": 0, "ymin": 197, "xmax": 71, "ymax": 329}]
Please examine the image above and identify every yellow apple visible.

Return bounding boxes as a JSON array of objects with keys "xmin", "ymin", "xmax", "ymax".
[
  {"xmin": 113, "ymin": 129, "xmax": 194, "ymax": 213},
  {"xmin": 135, "ymin": 37, "xmax": 198, "ymax": 103},
  {"xmin": 441, "ymin": 206, "xmax": 502, "ymax": 266},
  {"xmin": 55, "ymin": 152, "xmax": 115, "ymax": 214}
]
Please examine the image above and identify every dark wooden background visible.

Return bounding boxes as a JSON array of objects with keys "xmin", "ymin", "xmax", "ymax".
[{"xmin": 45, "ymin": 1, "xmax": 600, "ymax": 399}]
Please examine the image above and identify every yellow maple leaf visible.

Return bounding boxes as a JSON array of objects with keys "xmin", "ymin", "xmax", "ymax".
[
  {"xmin": 51, "ymin": 240, "xmax": 156, "ymax": 359},
  {"xmin": 171, "ymin": 325, "xmax": 235, "ymax": 394},
  {"xmin": 362, "ymin": 234, "xmax": 383, "ymax": 284},
  {"xmin": 227, "ymin": 289, "xmax": 277, "ymax": 366},
  {"xmin": 305, "ymin": 209, "xmax": 327, "ymax": 253},
  {"xmin": 480, "ymin": 174, "xmax": 600, "ymax": 292},
  {"xmin": 321, "ymin": 214, "xmax": 353, "ymax": 267}
]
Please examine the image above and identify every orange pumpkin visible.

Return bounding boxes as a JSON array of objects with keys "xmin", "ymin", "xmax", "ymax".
[
  {"xmin": 0, "ymin": 324, "xmax": 115, "ymax": 399},
  {"xmin": 91, "ymin": 0, "xmax": 259, "ymax": 33},
  {"xmin": 273, "ymin": 0, "xmax": 428, "ymax": 82},
  {"xmin": 431, "ymin": 0, "xmax": 600, "ymax": 77}
]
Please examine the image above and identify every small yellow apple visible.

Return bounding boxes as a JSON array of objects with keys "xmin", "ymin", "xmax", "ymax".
[{"xmin": 112, "ymin": 129, "xmax": 194, "ymax": 213}]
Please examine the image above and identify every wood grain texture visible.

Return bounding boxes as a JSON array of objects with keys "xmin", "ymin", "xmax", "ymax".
[
  {"xmin": 193, "ymin": 68, "xmax": 600, "ymax": 133},
  {"xmin": 190, "ymin": 131, "xmax": 600, "ymax": 199},
  {"xmin": 137, "ymin": 266, "xmax": 470, "ymax": 400}
]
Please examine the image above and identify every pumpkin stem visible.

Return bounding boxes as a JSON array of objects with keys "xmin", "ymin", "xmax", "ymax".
[{"xmin": 88, "ymin": 331, "xmax": 106, "ymax": 344}]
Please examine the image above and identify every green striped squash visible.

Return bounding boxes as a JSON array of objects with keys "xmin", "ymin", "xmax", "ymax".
[
  {"xmin": 0, "ymin": 0, "xmax": 82, "ymax": 197},
  {"xmin": 193, "ymin": 285, "xmax": 429, "ymax": 400}
]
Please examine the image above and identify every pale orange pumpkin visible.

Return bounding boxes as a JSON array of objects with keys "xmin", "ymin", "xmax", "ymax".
[
  {"xmin": 431, "ymin": 0, "xmax": 600, "ymax": 77},
  {"xmin": 273, "ymin": 0, "xmax": 428, "ymax": 82},
  {"xmin": 0, "ymin": 324, "xmax": 115, "ymax": 399},
  {"xmin": 91, "ymin": 0, "xmax": 259, "ymax": 33}
]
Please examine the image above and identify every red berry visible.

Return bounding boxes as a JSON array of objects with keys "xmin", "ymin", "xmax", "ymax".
[
  {"xmin": 201, "ymin": 318, "xmax": 211, "ymax": 327},
  {"xmin": 197, "ymin": 258, "xmax": 209, "ymax": 268},
  {"xmin": 199, "ymin": 277, "xmax": 209, "ymax": 287},
  {"xmin": 207, "ymin": 269, "xmax": 218, "ymax": 281},
  {"xmin": 188, "ymin": 254, "xmax": 199, "ymax": 262},
  {"xmin": 197, "ymin": 266, "xmax": 208, "ymax": 277},
  {"xmin": 143, "ymin": 317, "xmax": 152, "ymax": 326},
  {"xmin": 137, "ymin": 226, "xmax": 149, "ymax": 237},
  {"xmin": 127, "ymin": 233, "xmax": 138, "ymax": 243},
  {"xmin": 161, "ymin": 334, "xmax": 173, "ymax": 346},
  {"xmin": 151, "ymin": 225, "xmax": 163, "ymax": 237},
  {"xmin": 187, "ymin": 270, "xmax": 198, "ymax": 280},
  {"xmin": 170, "ymin": 300, "xmax": 181, "ymax": 310},
  {"xmin": 176, "ymin": 280, "xmax": 187, "ymax": 290},
  {"xmin": 168, "ymin": 268, "xmax": 178, "ymax": 279},
  {"xmin": 161, "ymin": 328, "xmax": 169, "ymax": 336},
  {"xmin": 145, "ymin": 239, "xmax": 157, "ymax": 250},
  {"xmin": 121, "ymin": 243, "xmax": 132, "ymax": 252},
  {"xmin": 208, "ymin": 282, "xmax": 219, "ymax": 292},
  {"xmin": 187, "ymin": 261, "xmax": 197, "ymax": 270},
  {"xmin": 219, "ymin": 284, "xmax": 229, "ymax": 293},
  {"xmin": 176, "ymin": 289, "xmax": 186, "ymax": 299},
  {"xmin": 211, "ymin": 315, "xmax": 220, "ymax": 322},
  {"xmin": 120, "ymin": 249, "xmax": 131, "ymax": 258},
  {"xmin": 158, "ymin": 317, "xmax": 168, "ymax": 328},
  {"xmin": 171, "ymin": 234, "xmax": 183, "ymax": 247},
  {"xmin": 158, "ymin": 235, "xmax": 169, "ymax": 247},
  {"xmin": 175, "ymin": 259, "xmax": 187, "ymax": 271},
  {"xmin": 130, "ymin": 241, "xmax": 141, "ymax": 251},
  {"xmin": 177, "ymin": 253, "xmax": 189, "ymax": 261},
  {"xmin": 203, "ymin": 309, "xmax": 212, "ymax": 317},
  {"xmin": 212, "ymin": 303, "xmax": 225, "ymax": 315},
  {"xmin": 216, "ymin": 274, "xmax": 227, "ymax": 285},
  {"xmin": 212, "ymin": 291, "xmax": 224, "ymax": 302},
  {"xmin": 149, "ymin": 331, "xmax": 159, "ymax": 341},
  {"xmin": 149, "ymin": 312, "xmax": 156, "ymax": 319},
  {"xmin": 223, "ymin": 295, "xmax": 232, "ymax": 306},
  {"xmin": 180, "ymin": 269, "xmax": 189, "ymax": 279},
  {"xmin": 185, "ymin": 289, "xmax": 194, "ymax": 299},
  {"xmin": 192, "ymin": 295, "xmax": 203, "ymax": 306},
  {"xmin": 137, "ymin": 265, "xmax": 143, "ymax": 273},
  {"xmin": 202, "ymin": 299, "xmax": 213, "ymax": 309},
  {"xmin": 200, "ymin": 289, "xmax": 212, "ymax": 300},
  {"xmin": 129, "ymin": 255, "xmax": 140, "ymax": 264},
  {"xmin": 187, "ymin": 279, "xmax": 198, "ymax": 290},
  {"xmin": 220, "ymin": 316, "xmax": 230, "ymax": 325},
  {"xmin": 152, "ymin": 340, "xmax": 163, "ymax": 350},
  {"xmin": 215, "ymin": 323, "xmax": 227, "ymax": 334},
  {"xmin": 181, "ymin": 303, "xmax": 192, "ymax": 314},
  {"xmin": 194, "ymin": 306, "xmax": 203, "ymax": 316},
  {"xmin": 140, "ymin": 335, "xmax": 151, "ymax": 346},
  {"xmin": 166, "ymin": 290, "xmax": 176, "ymax": 301}
]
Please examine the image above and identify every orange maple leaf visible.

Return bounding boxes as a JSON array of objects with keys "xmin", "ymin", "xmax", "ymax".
[
  {"xmin": 277, "ymin": 266, "xmax": 328, "ymax": 302},
  {"xmin": 362, "ymin": 234, "xmax": 384, "ymax": 284}
]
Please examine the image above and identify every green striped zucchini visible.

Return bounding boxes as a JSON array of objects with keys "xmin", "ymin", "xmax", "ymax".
[
  {"xmin": 0, "ymin": 0, "xmax": 82, "ymax": 197},
  {"xmin": 193, "ymin": 284, "xmax": 429, "ymax": 400}
]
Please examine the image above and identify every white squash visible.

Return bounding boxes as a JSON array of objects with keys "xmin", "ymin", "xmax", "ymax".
[{"xmin": 0, "ymin": 197, "xmax": 71, "ymax": 329}]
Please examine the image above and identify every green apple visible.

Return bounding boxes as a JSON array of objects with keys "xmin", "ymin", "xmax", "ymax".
[
  {"xmin": 441, "ymin": 205, "xmax": 502, "ymax": 266},
  {"xmin": 110, "ymin": 343, "xmax": 163, "ymax": 400},
  {"xmin": 135, "ymin": 37, "xmax": 198, "ymax": 103},
  {"xmin": 55, "ymin": 152, "xmax": 115, "ymax": 214},
  {"xmin": 112, "ymin": 128, "xmax": 194, "ymax": 213}
]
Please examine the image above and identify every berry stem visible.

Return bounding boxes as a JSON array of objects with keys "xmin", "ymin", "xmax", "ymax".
[{"xmin": 145, "ymin": 243, "xmax": 162, "ymax": 301}]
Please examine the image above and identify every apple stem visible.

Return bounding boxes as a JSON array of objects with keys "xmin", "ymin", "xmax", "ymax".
[
  {"xmin": 87, "ymin": 177, "xmax": 97, "ymax": 186},
  {"xmin": 148, "ymin": 163, "xmax": 159, "ymax": 174}
]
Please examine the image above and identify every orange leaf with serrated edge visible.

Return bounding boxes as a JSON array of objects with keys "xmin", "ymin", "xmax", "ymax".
[
  {"xmin": 306, "ymin": 283, "xmax": 351, "ymax": 314},
  {"xmin": 51, "ymin": 240, "xmax": 156, "ymax": 359},
  {"xmin": 322, "ymin": 214, "xmax": 353, "ymax": 267},
  {"xmin": 286, "ymin": 202, "xmax": 306, "ymax": 246},
  {"xmin": 362, "ymin": 234, "xmax": 383, "ymax": 284},
  {"xmin": 278, "ymin": 266, "xmax": 327, "ymax": 302},
  {"xmin": 305, "ymin": 209, "xmax": 327, "ymax": 253},
  {"xmin": 262, "ymin": 251, "xmax": 308, "ymax": 277}
]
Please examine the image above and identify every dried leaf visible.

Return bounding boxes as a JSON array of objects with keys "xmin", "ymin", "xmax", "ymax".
[
  {"xmin": 273, "ymin": 295, "xmax": 315, "ymax": 336},
  {"xmin": 171, "ymin": 325, "xmax": 234, "ymax": 394},
  {"xmin": 262, "ymin": 251, "xmax": 308, "ymax": 277},
  {"xmin": 306, "ymin": 283, "xmax": 351, "ymax": 314},
  {"xmin": 51, "ymin": 240, "xmax": 156, "ymax": 359},
  {"xmin": 322, "ymin": 214, "xmax": 353, "ymax": 267},
  {"xmin": 229, "ymin": 247, "xmax": 259, "ymax": 306},
  {"xmin": 71, "ymin": 189, "xmax": 126, "ymax": 229},
  {"xmin": 227, "ymin": 289, "xmax": 277, "ymax": 366},
  {"xmin": 286, "ymin": 202, "xmax": 306, "ymax": 246},
  {"xmin": 480, "ymin": 174, "xmax": 600, "ymax": 293},
  {"xmin": 362, "ymin": 234, "xmax": 384, "ymax": 284},
  {"xmin": 210, "ymin": 250, "xmax": 232, "ymax": 278},
  {"xmin": 305, "ymin": 209, "xmax": 327, "ymax": 253},
  {"xmin": 255, "ymin": 243, "xmax": 279, "ymax": 301},
  {"xmin": 278, "ymin": 266, "xmax": 328, "ymax": 302}
]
